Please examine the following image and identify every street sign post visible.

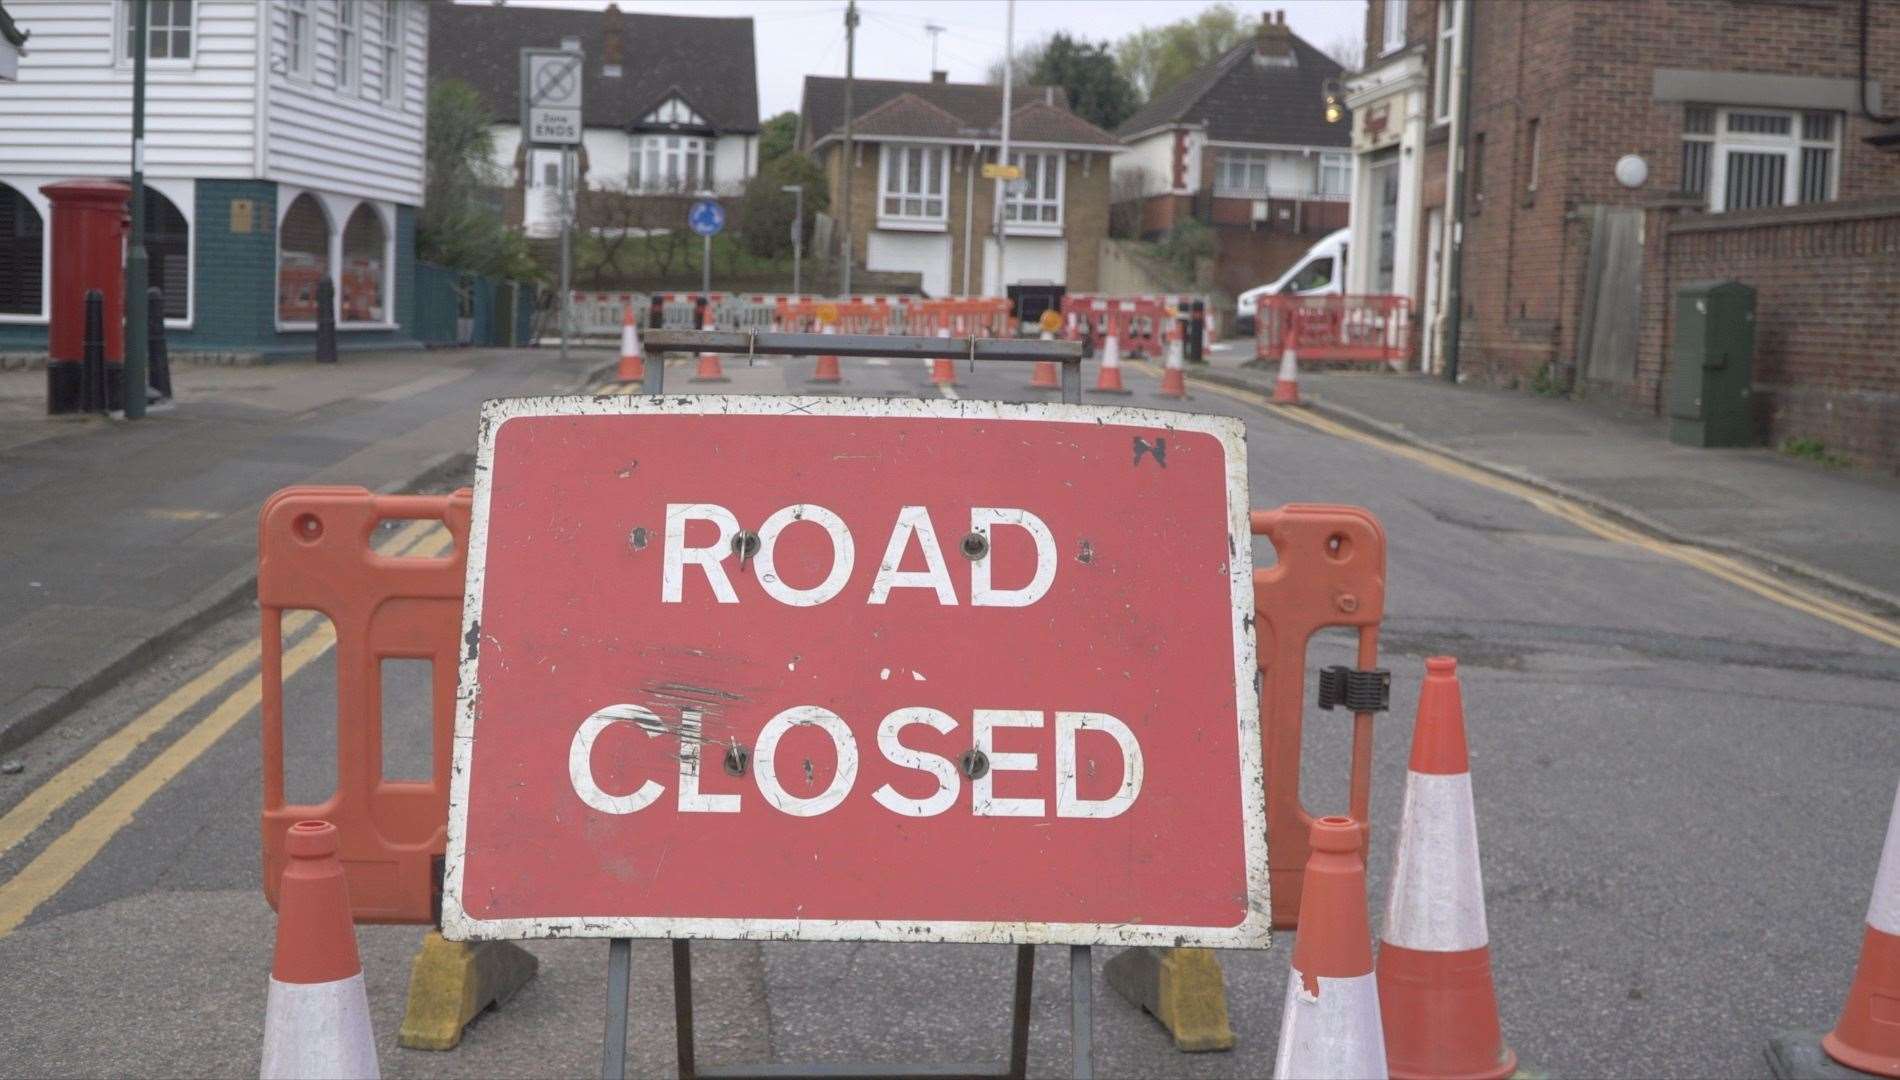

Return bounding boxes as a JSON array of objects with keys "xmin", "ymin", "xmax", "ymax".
[
  {"xmin": 522, "ymin": 48, "xmax": 582, "ymax": 360},
  {"xmin": 688, "ymin": 199, "xmax": 724, "ymax": 300},
  {"xmin": 444, "ymin": 395, "xmax": 1265, "ymax": 949}
]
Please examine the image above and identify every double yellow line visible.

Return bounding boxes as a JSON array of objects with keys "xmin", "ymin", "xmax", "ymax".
[
  {"xmin": 0, "ymin": 518, "xmax": 456, "ymax": 936},
  {"xmin": 1149, "ymin": 362, "xmax": 1900, "ymax": 652}
]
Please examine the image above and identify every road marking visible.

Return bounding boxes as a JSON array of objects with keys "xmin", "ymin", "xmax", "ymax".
[
  {"xmin": 1159, "ymin": 363, "xmax": 1900, "ymax": 652},
  {"xmin": 0, "ymin": 526, "xmax": 458, "ymax": 937},
  {"xmin": 0, "ymin": 519, "xmax": 439, "ymax": 862}
]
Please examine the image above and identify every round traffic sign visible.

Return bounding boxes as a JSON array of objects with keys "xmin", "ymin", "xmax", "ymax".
[{"xmin": 688, "ymin": 200, "xmax": 725, "ymax": 237}]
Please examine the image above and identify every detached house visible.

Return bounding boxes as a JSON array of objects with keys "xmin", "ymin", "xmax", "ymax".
[
  {"xmin": 429, "ymin": 3, "xmax": 759, "ymax": 238},
  {"xmin": 1113, "ymin": 11, "xmax": 1352, "ymax": 298},
  {"xmin": 0, "ymin": 0, "xmax": 429, "ymax": 356},
  {"xmin": 798, "ymin": 74, "xmax": 1122, "ymax": 297}
]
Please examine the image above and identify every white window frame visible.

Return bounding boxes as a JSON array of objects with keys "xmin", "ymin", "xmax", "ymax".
[
  {"xmin": 334, "ymin": 0, "xmax": 359, "ymax": 93},
  {"xmin": 1433, "ymin": 0, "xmax": 1460, "ymax": 125},
  {"xmin": 118, "ymin": 0, "xmax": 196, "ymax": 68},
  {"xmin": 878, "ymin": 144, "xmax": 950, "ymax": 230},
  {"xmin": 284, "ymin": 0, "xmax": 313, "ymax": 80},
  {"xmin": 1004, "ymin": 150, "xmax": 1064, "ymax": 233},
  {"xmin": 1382, "ymin": 0, "xmax": 1408, "ymax": 56},
  {"xmin": 1685, "ymin": 106, "xmax": 1841, "ymax": 213},
  {"xmin": 379, "ymin": 0, "xmax": 405, "ymax": 107},
  {"xmin": 1317, "ymin": 152, "xmax": 1351, "ymax": 198},
  {"xmin": 629, "ymin": 135, "xmax": 715, "ymax": 194}
]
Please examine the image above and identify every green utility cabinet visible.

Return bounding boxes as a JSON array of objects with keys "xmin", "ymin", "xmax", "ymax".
[{"xmin": 1668, "ymin": 280, "xmax": 1758, "ymax": 447}]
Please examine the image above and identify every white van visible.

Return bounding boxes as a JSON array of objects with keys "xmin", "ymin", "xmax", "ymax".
[{"xmin": 1235, "ymin": 228, "xmax": 1349, "ymax": 335}]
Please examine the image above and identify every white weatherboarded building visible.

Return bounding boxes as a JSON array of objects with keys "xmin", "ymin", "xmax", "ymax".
[{"xmin": 0, "ymin": 0, "xmax": 429, "ymax": 355}]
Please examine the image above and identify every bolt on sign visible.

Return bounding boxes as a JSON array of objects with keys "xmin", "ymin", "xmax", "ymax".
[{"xmin": 444, "ymin": 396, "xmax": 1266, "ymax": 947}]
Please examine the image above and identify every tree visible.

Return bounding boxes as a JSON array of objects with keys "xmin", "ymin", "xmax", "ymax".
[
  {"xmin": 738, "ymin": 152, "xmax": 829, "ymax": 262},
  {"xmin": 758, "ymin": 110, "xmax": 799, "ymax": 167},
  {"xmin": 1026, "ymin": 34, "xmax": 1139, "ymax": 131},
  {"xmin": 419, "ymin": 79, "xmax": 538, "ymax": 280},
  {"xmin": 1114, "ymin": 4, "xmax": 1251, "ymax": 101}
]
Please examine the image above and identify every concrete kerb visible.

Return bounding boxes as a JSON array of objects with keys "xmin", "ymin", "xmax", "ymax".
[
  {"xmin": 1183, "ymin": 365, "xmax": 1900, "ymax": 619},
  {"xmin": 0, "ymin": 355, "xmax": 620, "ymax": 757}
]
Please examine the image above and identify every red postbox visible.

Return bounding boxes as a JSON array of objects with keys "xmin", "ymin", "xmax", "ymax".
[{"xmin": 40, "ymin": 179, "xmax": 129, "ymax": 412}]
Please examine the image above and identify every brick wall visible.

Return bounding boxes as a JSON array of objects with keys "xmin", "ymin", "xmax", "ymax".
[{"xmin": 1646, "ymin": 199, "xmax": 1900, "ymax": 471}]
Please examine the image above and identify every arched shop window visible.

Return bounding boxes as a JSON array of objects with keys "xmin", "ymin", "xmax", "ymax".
[
  {"xmin": 0, "ymin": 184, "xmax": 44, "ymax": 316},
  {"xmin": 278, "ymin": 193, "xmax": 330, "ymax": 323},
  {"xmin": 142, "ymin": 189, "xmax": 190, "ymax": 320},
  {"xmin": 340, "ymin": 204, "xmax": 386, "ymax": 323}
]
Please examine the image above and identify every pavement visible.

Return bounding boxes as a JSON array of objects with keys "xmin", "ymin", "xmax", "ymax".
[
  {"xmin": 0, "ymin": 346, "xmax": 611, "ymax": 753},
  {"xmin": 1191, "ymin": 337, "xmax": 1900, "ymax": 610},
  {"xmin": 0, "ymin": 346, "xmax": 1896, "ymax": 1077}
]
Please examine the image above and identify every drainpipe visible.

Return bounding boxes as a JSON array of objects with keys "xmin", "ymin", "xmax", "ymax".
[{"xmin": 1441, "ymin": 0, "xmax": 1475, "ymax": 382}]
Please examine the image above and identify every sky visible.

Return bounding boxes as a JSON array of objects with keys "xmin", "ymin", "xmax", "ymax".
[{"xmin": 475, "ymin": 0, "xmax": 1368, "ymax": 119}]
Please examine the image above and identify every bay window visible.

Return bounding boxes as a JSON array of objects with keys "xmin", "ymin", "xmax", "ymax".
[
  {"xmin": 629, "ymin": 135, "xmax": 714, "ymax": 194},
  {"xmin": 1681, "ymin": 105, "xmax": 1840, "ymax": 212},
  {"xmin": 880, "ymin": 144, "xmax": 948, "ymax": 225},
  {"xmin": 1004, "ymin": 151, "xmax": 1062, "ymax": 227}
]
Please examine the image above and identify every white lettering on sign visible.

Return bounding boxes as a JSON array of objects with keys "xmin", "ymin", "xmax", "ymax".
[
  {"xmin": 565, "ymin": 705, "xmax": 1144, "ymax": 820},
  {"xmin": 660, "ymin": 503, "xmax": 1056, "ymax": 607}
]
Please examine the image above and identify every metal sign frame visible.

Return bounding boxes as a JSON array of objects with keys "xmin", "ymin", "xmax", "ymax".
[
  {"xmin": 520, "ymin": 47, "xmax": 583, "ymax": 146},
  {"xmin": 442, "ymin": 393, "xmax": 1265, "ymax": 949}
]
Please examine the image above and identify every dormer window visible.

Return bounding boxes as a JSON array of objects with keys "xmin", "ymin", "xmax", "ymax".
[{"xmin": 644, "ymin": 96, "xmax": 707, "ymax": 128}]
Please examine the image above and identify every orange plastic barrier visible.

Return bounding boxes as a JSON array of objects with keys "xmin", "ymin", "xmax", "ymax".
[
  {"xmin": 257, "ymin": 489, "xmax": 1386, "ymax": 932},
  {"xmin": 773, "ymin": 299, "xmax": 897, "ymax": 335},
  {"xmin": 1252, "ymin": 505, "xmax": 1387, "ymax": 930},
  {"xmin": 259, "ymin": 486, "xmax": 472, "ymax": 924},
  {"xmin": 905, "ymin": 297, "xmax": 1011, "ymax": 338},
  {"xmin": 1254, "ymin": 295, "xmax": 1413, "ymax": 365}
]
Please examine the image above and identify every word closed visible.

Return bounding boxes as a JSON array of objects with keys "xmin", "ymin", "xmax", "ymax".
[{"xmin": 447, "ymin": 398, "xmax": 1265, "ymax": 948}]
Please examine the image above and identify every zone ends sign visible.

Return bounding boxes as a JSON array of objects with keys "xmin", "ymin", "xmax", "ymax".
[{"xmin": 444, "ymin": 396, "xmax": 1266, "ymax": 948}]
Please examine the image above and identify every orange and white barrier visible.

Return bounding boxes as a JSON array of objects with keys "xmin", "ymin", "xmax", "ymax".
[
  {"xmin": 1091, "ymin": 333, "xmax": 1129, "ymax": 395},
  {"xmin": 1376, "ymin": 657, "xmax": 1515, "ymax": 1080},
  {"xmin": 261, "ymin": 820, "xmax": 379, "ymax": 1080},
  {"xmin": 1824, "ymin": 775, "xmax": 1900, "ymax": 1076},
  {"xmin": 1274, "ymin": 816, "xmax": 1387, "ymax": 1079},
  {"xmin": 1158, "ymin": 322, "xmax": 1187, "ymax": 399},
  {"xmin": 616, "ymin": 302, "xmax": 645, "ymax": 383}
]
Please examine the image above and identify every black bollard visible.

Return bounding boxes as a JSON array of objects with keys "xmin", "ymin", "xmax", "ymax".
[
  {"xmin": 1188, "ymin": 300, "xmax": 1206, "ymax": 364},
  {"xmin": 315, "ymin": 277, "xmax": 338, "ymax": 363},
  {"xmin": 147, "ymin": 286, "xmax": 173, "ymax": 401},
  {"xmin": 80, "ymin": 288, "xmax": 108, "ymax": 414}
]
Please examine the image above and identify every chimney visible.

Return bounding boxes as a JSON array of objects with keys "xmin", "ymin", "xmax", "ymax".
[
  {"xmin": 601, "ymin": 4, "xmax": 623, "ymax": 77},
  {"xmin": 931, "ymin": 70, "xmax": 948, "ymax": 83},
  {"xmin": 1254, "ymin": 10, "xmax": 1296, "ymax": 67}
]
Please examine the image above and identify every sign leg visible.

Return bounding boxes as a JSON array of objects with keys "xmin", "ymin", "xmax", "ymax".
[
  {"xmin": 1070, "ymin": 944, "xmax": 1093, "ymax": 1080},
  {"xmin": 602, "ymin": 937, "xmax": 632, "ymax": 1080}
]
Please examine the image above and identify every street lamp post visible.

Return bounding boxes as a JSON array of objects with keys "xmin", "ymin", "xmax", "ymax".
[{"xmin": 781, "ymin": 184, "xmax": 804, "ymax": 296}]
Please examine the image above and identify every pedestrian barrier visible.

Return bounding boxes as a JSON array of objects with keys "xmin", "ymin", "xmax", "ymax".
[
  {"xmin": 261, "ymin": 820, "xmax": 379, "ymax": 1080},
  {"xmin": 1273, "ymin": 816, "xmax": 1388, "ymax": 1080},
  {"xmin": 1377, "ymin": 658, "xmax": 1516, "ymax": 1080},
  {"xmin": 1253, "ymin": 295, "xmax": 1413, "ymax": 367}
]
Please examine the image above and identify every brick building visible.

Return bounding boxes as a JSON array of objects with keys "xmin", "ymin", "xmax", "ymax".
[
  {"xmin": 1348, "ymin": 0, "xmax": 1900, "ymax": 469},
  {"xmin": 1114, "ymin": 11, "xmax": 1352, "ymax": 299},
  {"xmin": 798, "ymin": 74, "xmax": 1122, "ymax": 297}
]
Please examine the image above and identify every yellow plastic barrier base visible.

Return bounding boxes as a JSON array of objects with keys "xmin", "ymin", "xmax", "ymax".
[
  {"xmin": 397, "ymin": 932, "xmax": 540, "ymax": 1051},
  {"xmin": 1104, "ymin": 946, "xmax": 1236, "ymax": 1053}
]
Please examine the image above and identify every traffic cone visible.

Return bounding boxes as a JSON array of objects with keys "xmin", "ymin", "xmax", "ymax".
[
  {"xmin": 1031, "ymin": 328, "xmax": 1061, "ymax": 389},
  {"xmin": 1158, "ymin": 324, "xmax": 1188, "ymax": 399},
  {"xmin": 1376, "ymin": 657, "xmax": 1516, "ymax": 1080},
  {"xmin": 691, "ymin": 308, "xmax": 729, "ymax": 383},
  {"xmin": 616, "ymin": 301, "xmax": 645, "ymax": 383},
  {"xmin": 1823, "ymin": 776, "xmax": 1900, "ymax": 1077},
  {"xmin": 1275, "ymin": 815, "xmax": 1387, "ymax": 1080},
  {"xmin": 261, "ymin": 820, "xmax": 379, "ymax": 1080},
  {"xmin": 1273, "ymin": 339, "xmax": 1302, "ymax": 404},
  {"xmin": 812, "ymin": 323, "xmax": 842, "ymax": 384},
  {"xmin": 932, "ymin": 326, "xmax": 958, "ymax": 387},
  {"xmin": 1090, "ymin": 333, "xmax": 1130, "ymax": 395}
]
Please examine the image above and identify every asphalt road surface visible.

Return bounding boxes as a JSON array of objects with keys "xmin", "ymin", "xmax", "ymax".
[{"xmin": 0, "ymin": 348, "xmax": 1894, "ymax": 1078}]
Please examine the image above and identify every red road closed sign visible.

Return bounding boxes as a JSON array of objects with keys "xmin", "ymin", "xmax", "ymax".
[{"xmin": 444, "ymin": 397, "xmax": 1266, "ymax": 948}]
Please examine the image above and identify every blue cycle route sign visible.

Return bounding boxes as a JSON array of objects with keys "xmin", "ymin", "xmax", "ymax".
[{"xmin": 688, "ymin": 200, "xmax": 725, "ymax": 237}]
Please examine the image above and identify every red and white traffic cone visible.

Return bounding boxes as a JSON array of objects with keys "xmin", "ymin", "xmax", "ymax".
[
  {"xmin": 931, "ymin": 326, "xmax": 958, "ymax": 387},
  {"xmin": 1158, "ymin": 324, "xmax": 1188, "ymax": 399},
  {"xmin": 1273, "ymin": 334, "xmax": 1302, "ymax": 405},
  {"xmin": 1822, "ymin": 775, "xmax": 1900, "ymax": 1077},
  {"xmin": 691, "ymin": 307, "xmax": 729, "ymax": 383},
  {"xmin": 617, "ymin": 301, "xmax": 645, "ymax": 383},
  {"xmin": 812, "ymin": 323, "xmax": 842, "ymax": 384},
  {"xmin": 1091, "ymin": 333, "xmax": 1130, "ymax": 395},
  {"xmin": 1275, "ymin": 815, "xmax": 1387, "ymax": 1079},
  {"xmin": 261, "ymin": 820, "xmax": 379, "ymax": 1080},
  {"xmin": 1376, "ymin": 657, "xmax": 1516, "ymax": 1080}
]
